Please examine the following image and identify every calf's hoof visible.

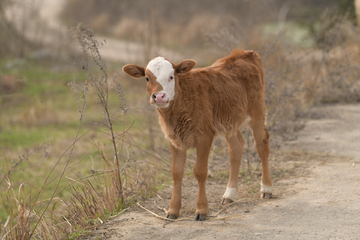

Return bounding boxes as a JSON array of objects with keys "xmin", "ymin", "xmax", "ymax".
[
  {"xmin": 194, "ymin": 214, "xmax": 207, "ymax": 221},
  {"xmin": 221, "ymin": 198, "xmax": 234, "ymax": 205},
  {"xmin": 166, "ymin": 214, "xmax": 178, "ymax": 219},
  {"xmin": 260, "ymin": 192, "xmax": 272, "ymax": 199}
]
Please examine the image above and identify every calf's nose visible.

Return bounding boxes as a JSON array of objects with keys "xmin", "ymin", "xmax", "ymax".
[{"xmin": 152, "ymin": 92, "xmax": 166, "ymax": 103}]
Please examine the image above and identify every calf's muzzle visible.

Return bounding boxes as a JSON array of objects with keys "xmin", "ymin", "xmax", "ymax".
[{"xmin": 152, "ymin": 92, "xmax": 167, "ymax": 103}]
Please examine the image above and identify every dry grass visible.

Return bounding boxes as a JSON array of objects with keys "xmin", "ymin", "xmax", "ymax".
[{"xmin": 0, "ymin": 155, "xmax": 62, "ymax": 239}]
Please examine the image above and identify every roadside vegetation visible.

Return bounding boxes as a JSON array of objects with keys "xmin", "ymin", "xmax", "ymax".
[{"xmin": 1, "ymin": 0, "xmax": 360, "ymax": 239}]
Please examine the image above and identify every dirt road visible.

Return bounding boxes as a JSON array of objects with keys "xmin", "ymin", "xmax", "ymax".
[
  {"xmin": 91, "ymin": 104, "xmax": 360, "ymax": 240},
  {"xmin": 285, "ymin": 104, "xmax": 360, "ymax": 159}
]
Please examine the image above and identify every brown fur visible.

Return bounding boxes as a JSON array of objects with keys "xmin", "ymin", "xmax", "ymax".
[{"xmin": 123, "ymin": 49, "xmax": 272, "ymax": 221}]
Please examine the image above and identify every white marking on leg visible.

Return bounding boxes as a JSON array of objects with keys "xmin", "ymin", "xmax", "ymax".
[
  {"xmin": 260, "ymin": 181, "xmax": 272, "ymax": 193},
  {"xmin": 222, "ymin": 187, "xmax": 237, "ymax": 201}
]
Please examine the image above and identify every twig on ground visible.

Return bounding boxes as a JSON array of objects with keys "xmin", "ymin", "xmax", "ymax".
[
  {"xmin": 211, "ymin": 199, "xmax": 244, "ymax": 218},
  {"xmin": 108, "ymin": 207, "xmax": 130, "ymax": 220},
  {"xmin": 137, "ymin": 203, "xmax": 173, "ymax": 221},
  {"xmin": 155, "ymin": 205, "xmax": 167, "ymax": 215},
  {"xmin": 137, "ymin": 203, "xmax": 192, "ymax": 222},
  {"xmin": 209, "ymin": 215, "xmax": 242, "ymax": 221}
]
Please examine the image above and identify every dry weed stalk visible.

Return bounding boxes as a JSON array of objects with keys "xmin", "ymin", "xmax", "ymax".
[{"xmin": 73, "ymin": 22, "xmax": 127, "ymax": 203}]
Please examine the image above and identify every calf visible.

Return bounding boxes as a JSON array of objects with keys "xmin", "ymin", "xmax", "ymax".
[{"xmin": 123, "ymin": 49, "xmax": 272, "ymax": 221}]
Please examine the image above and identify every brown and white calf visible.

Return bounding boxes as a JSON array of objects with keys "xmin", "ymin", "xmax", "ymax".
[{"xmin": 123, "ymin": 49, "xmax": 272, "ymax": 221}]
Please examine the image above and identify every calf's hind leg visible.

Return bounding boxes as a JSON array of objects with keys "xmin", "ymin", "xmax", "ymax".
[
  {"xmin": 222, "ymin": 130, "xmax": 244, "ymax": 205},
  {"xmin": 249, "ymin": 120, "xmax": 272, "ymax": 198}
]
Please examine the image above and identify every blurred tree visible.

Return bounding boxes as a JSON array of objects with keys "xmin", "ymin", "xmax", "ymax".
[
  {"xmin": 0, "ymin": 0, "xmax": 30, "ymax": 57},
  {"xmin": 336, "ymin": 0, "xmax": 356, "ymax": 23}
]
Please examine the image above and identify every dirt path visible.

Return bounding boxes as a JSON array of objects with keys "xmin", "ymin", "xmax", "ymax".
[{"xmin": 90, "ymin": 104, "xmax": 360, "ymax": 239}]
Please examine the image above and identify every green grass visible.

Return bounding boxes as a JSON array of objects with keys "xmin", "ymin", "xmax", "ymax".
[
  {"xmin": 0, "ymin": 58, "xmax": 136, "ymax": 148},
  {"xmin": 0, "ymin": 59, "xmax": 101, "ymax": 213},
  {"xmin": 0, "ymin": 123, "xmax": 80, "ymax": 148}
]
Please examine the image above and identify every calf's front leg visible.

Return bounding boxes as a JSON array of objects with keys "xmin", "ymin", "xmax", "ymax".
[
  {"xmin": 167, "ymin": 142, "xmax": 186, "ymax": 219},
  {"xmin": 193, "ymin": 134, "xmax": 213, "ymax": 221}
]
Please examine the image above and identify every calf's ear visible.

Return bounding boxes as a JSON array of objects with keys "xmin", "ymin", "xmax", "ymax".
[
  {"xmin": 175, "ymin": 60, "xmax": 196, "ymax": 74},
  {"xmin": 122, "ymin": 64, "xmax": 145, "ymax": 78}
]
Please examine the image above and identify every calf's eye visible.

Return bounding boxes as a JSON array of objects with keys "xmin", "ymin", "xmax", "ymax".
[
  {"xmin": 146, "ymin": 77, "xmax": 149, "ymax": 82},
  {"xmin": 170, "ymin": 76, "xmax": 173, "ymax": 80}
]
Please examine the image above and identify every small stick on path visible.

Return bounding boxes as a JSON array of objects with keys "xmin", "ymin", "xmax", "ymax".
[{"xmin": 137, "ymin": 203, "xmax": 192, "ymax": 222}]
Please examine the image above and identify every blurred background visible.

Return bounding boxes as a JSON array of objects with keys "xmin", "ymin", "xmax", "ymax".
[{"xmin": 1, "ymin": 0, "xmax": 360, "ymax": 238}]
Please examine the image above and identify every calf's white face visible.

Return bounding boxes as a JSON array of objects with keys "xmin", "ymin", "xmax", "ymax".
[
  {"xmin": 146, "ymin": 57, "xmax": 175, "ymax": 109},
  {"xmin": 122, "ymin": 57, "xmax": 197, "ymax": 109}
]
